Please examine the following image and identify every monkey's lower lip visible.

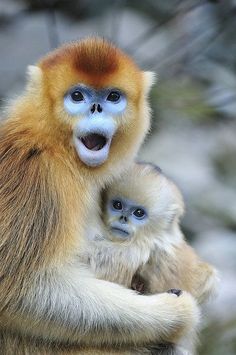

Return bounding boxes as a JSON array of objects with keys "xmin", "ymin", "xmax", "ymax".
[
  {"xmin": 111, "ymin": 227, "xmax": 130, "ymax": 237},
  {"xmin": 80, "ymin": 134, "xmax": 107, "ymax": 151}
]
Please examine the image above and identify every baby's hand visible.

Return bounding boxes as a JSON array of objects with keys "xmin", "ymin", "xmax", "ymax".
[{"xmin": 131, "ymin": 273, "xmax": 147, "ymax": 294}]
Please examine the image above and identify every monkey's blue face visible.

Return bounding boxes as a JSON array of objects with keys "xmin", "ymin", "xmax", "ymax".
[
  {"xmin": 64, "ymin": 85, "xmax": 127, "ymax": 167},
  {"xmin": 105, "ymin": 197, "xmax": 148, "ymax": 240}
]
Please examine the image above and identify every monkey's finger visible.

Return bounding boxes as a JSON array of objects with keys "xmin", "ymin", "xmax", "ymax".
[{"xmin": 167, "ymin": 289, "xmax": 183, "ymax": 297}]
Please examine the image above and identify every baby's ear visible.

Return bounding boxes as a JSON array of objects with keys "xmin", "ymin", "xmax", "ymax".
[
  {"xmin": 142, "ymin": 71, "xmax": 157, "ymax": 95},
  {"xmin": 167, "ymin": 202, "xmax": 185, "ymax": 227},
  {"xmin": 172, "ymin": 184, "xmax": 185, "ymax": 220},
  {"xmin": 172, "ymin": 201, "xmax": 185, "ymax": 224},
  {"xmin": 176, "ymin": 202, "xmax": 185, "ymax": 218}
]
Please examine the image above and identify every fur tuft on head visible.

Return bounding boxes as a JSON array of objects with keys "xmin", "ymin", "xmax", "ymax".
[
  {"xmin": 40, "ymin": 37, "xmax": 120, "ymax": 76},
  {"xmin": 137, "ymin": 161, "xmax": 162, "ymax": 174}
]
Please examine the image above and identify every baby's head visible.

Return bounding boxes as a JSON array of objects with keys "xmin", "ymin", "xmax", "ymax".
[{"xmin": 102, "ymin": 162, "xmax": 184, "ymax": 241}]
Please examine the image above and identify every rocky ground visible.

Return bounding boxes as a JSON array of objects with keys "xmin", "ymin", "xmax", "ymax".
[{"xmin": 0, "ymin": 1, "xmax": 236, "ymax": 354}]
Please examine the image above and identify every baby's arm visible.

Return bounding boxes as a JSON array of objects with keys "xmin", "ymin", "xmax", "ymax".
[
  {"xmin": 190, "ymin": 259, "xmax": 218, "ymax": 304},
  {"xmin": 135, "ymin": 240, "xmax": 218, "ymax": 304},
  {"xmin": 172, "ymin": 241, "xmax": 218, "ymax": 304}
]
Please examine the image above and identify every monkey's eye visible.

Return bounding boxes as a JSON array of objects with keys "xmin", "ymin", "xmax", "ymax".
[
  {"xmin": 133, "ymin": 208, "xmax": 146, "ymax": 219},
  {"xmin": 107, "ymin": 91, "xmax": 121, "ymax": 102},
  {"xmin": 71, "ymin": 90, "xmax": 84, "ymax": 102},
  {"xmin": 112, "ymin": 200, "xmax": 123, "ymax": 210}
]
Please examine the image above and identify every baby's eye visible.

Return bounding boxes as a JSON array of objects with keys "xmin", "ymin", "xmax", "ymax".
[
  {"xmin": 133, "ymin": 208, "xmax": 146, "ymax": 219},
  {"xmin": 112, "ymin": 200, "xmax": 122, "ymax": 210}
]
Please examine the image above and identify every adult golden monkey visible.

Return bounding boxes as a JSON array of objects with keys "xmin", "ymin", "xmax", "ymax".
[{"xmin": 0, "ymin": 38, "xmax": 199, "ymax": 354}]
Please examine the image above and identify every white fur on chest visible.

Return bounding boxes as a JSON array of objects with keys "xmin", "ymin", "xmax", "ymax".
[
  {"xmin": 79, "ymin": 208, "xmax": 183, "ymax": 288},
  {"xmin": 79, "ymin": 229, "xmax": 154, "ymax": 286}
]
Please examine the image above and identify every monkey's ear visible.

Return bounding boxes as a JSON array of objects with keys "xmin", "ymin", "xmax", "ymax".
[
  {"xmin": 26, "ymin": 65, "xmax": 43, "ymax": 91},
  {"xmin": 142, "ymin": 71, "xmax": 157, "ymax": 95}
]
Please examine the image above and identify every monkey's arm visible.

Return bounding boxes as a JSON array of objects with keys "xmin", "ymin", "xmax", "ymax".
[
  {"xmin": 3, "ymin": 265, "xmax": 199, "ymax": 348},
  {"xmin": 189, "ymin": 259, "xmax": 218, "ymax": 304},
  {"xmin": 169, "ymin": 241, "xmax": 218, "ymax": 304}
]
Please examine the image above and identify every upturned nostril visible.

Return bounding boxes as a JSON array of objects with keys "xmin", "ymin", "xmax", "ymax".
[
  {"xmin": 90, "ymin": 104, "xmax": 96, "ymax": 114},
  {"xmin": 97, "ymin": 104, "xmax": 102, "ymax": 113},
  {"xmin": 120, "ymin": 216, "xmax": 128, "ymax": 224}
]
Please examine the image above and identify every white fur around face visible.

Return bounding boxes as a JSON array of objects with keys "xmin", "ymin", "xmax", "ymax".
[
  {"xmin": 142, "ymin": 71, "xmax": 157, "ymax": 95},
  {"xmin": 26, "ymin": 65, "xmax": 43, "ymax": 90}
]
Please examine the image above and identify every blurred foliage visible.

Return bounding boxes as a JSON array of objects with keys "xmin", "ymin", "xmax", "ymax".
[
  {"xmin": 20, "ymin": 0, "xmax": 116, "ymax": 19},
  {"xmin": 150, "ymin": 77, "xmax": 217, "ymax": 129},
  {"xmin": 213, "ymin": 149, "xmax": 236, "ymax": 190},
  {"xmin": 199, "ymin": 318, "xmax": 236, "ymax": 355}
]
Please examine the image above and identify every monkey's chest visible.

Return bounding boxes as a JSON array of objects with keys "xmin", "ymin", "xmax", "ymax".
[{"xmin": 81, "ymin": 242, "xmax": 148, "ymax": 288}]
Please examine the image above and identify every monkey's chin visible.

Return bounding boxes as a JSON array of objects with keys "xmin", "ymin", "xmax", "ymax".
[{"xmin": 73, "ymin": 135, "xmax": 112, "ymax": 167}]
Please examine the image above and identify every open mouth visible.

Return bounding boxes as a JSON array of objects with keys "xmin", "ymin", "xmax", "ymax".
[
  {"xmin": 80, "ymin": 134, "xmax": 107, "ymax": 151},
  {"xmin": 74, "ymin": 131, "xmax": 113, "ymax": 167}
]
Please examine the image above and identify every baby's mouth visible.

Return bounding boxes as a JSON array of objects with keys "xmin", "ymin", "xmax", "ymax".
[{"xmin": 111, "ymin": 226, "xmax": 130, "ymax": 238}]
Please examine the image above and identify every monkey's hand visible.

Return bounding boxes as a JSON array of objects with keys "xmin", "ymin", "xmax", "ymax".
[
  {"xmin": 5, "ymin": 266, "xmax": 200, "ymax": 348},
  {"xmin": 131, "ymin": 273, "xmax": 148, "ymax": 294},
  {"xmin": 152, "ymin": 290, "xmax": 200, "ymax": 344},
  {"xmin": 193, "ymin": 262, "xmax": 219, "ymax": 304}
]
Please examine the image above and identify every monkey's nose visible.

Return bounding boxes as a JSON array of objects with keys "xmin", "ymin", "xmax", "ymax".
[
  {"xmin": 97, "ymin": 104, "xmax": 102, "ymax": 113},
  {"xmin": 90, "ymin": 104, "xmax": 96, "ymax": 114},
  {"xmin": 90, "ymin": 104, "xmax": 103, "ymax": 114},
  {"xmin": 120, "ymin": 216, "xmax": 128, "ymax": 224}
]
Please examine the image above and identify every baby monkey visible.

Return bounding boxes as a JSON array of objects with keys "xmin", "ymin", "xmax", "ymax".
[{"xmin": 81, "ymin": 162, "xmax": 217, "ymax": 305}]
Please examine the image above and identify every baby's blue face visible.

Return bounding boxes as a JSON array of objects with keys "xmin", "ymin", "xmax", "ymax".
[{"xmin": 105, "ymin": 197, "xmax": 148, "ymax": 239}]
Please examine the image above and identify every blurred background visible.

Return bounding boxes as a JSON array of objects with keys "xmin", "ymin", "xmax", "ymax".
[{"xmin": 0, "ymin": 0, "xmax": 236, "ymax": 353}]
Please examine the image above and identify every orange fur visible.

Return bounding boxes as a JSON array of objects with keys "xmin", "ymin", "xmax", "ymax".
[
  {"xmin": 0, "ymin": 38, "xmax": 146, "ymax": 310},
  {"xmin": 0, "ymin": 38, "xmax": 199, "ymax": 354}
]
